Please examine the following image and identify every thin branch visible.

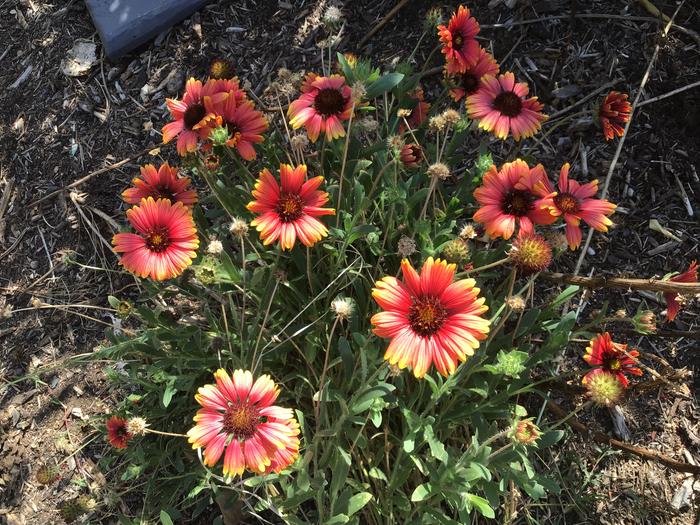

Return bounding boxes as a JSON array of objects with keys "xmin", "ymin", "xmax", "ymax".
[
  {"xmin": 546, "ymin": 400, "xmax": 700, "ymax": 475},
  {"xmin": 541, "ymin": 271, "xmax": 700, "ymax": 294},
  {"xmin": 358, "ymin": 0, "xmax": 410, "ymax": 49}
]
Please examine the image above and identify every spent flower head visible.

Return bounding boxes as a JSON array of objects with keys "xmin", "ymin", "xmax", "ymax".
[
  {"xmin": 397, "ymin": 235, "xmax": 417, "ymax": 257},
  {"xmin": 207, "ymin": 239, "xmax": 224, "ymax": 255},
  {"xmin": 441, "ymin": 239, "xmax": 469, "ymax": 265},
  {"xmin": 331, "ymin": 297, "xmax": 354, "ymax": 321},
  {"xmin": 229, "ymin": 218, "xmax": 249, "ymax": 238},
  {"xmin": 441, "ymin": 109, "xmax": 461, "ymax": 125},
  {"xmin": 459, "ymin": 223, "xmax": 478, "ymax": 240},
  {"xmin": 323, "ymin": 5, "xmax": 343, "ymax": 26},
  {"xmin": 513, "ymin": 419, "xmax": 540, "ymax": 445},
  {"xmin": 427, "ymin": 163, "xmax": 450, "ymax": 181},
  {"xmin": 585, "ymin": 370, "xmax": 624, "ymax": 406},
  {"xmin": 505, "ymin": 295, "xmax": 526, "ymax": 312},
  {"xmin": 509, "ymin": 234, "xmax": 552, "ymax": 274},
  {"xmin": 126, "ymin": 417, "xmax": 149, "ymax": 436}
]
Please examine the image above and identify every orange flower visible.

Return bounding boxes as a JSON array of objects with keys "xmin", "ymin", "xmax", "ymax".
[
  {"xmin": 599, "ymin": 91, "xmax": 631, "ymax": 140},
  {"xmin": 204, "ymin": 90, "xmax": 268, "ymax": 161},
  {"xmin": 438, "ymin": 5, "xmax": 480, "ymax": 73},
  {"xmin": 112, "ymin": 197, "xmax": 199, "ymax": 280},
  {"xmin": 446, "ymin": 48, "xmax": 499, "ymax": 102},
  {"xmin": 162, "ymin": 78, "xmax": 220, "ymax": 155},
  {"xmin": 187, "ymin": 369, "xmax": 300, "ymax": 478},
  {"xmin": 122, "ymin": 163, "xmax": 197, "ymax": 207},
  {"xmin": 106, "ymin": 416, "xmax": 132, "ymax": 449},
  {"xmin": 534, "ymin": 163, "xmax": 616, "ymax": 249},
  {"xmin": 371, "ymin": 258, "xmax": 490, "ymax": 378},
  {"xmin": 288, "ymin": 74, "xmax": 352, "ymax": 142},
  {"xmin": 247, "ymin": 164, "xmax": 335, "ymax": 250},
  {"xmin": 467, "ymin": 72, "xmax": 547, "ymax": 141},
  {"xmin": 664, "ymin": 261, "xmax": 698, "ymax": 321},
  {"xmin": 582, "ymin": 333, "xmax": 642, "ymax": 388},
  {"xmin": 473, "ymin": 159, "xmax": 556, "ymax": 240}
]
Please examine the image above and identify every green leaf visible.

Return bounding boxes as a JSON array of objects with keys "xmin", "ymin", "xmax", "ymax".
[
  {"xmin": 551, "ymin": 285, "xmax": 580, "ymax": 308},
  {"xmin": 325, "ymin": 515, "xmax": 349, "ymax": 525},
  {"xmin": 466, "ymin": 494, "xmax": 495, "ymax": 519},
  {"xmin": 424, "ymin": 425, "xmax": 448, "ymax": 463},
  {"xmin": 411, "ymin": 483, "xmax": 431, "ymax": 502},
  {"xmin": 346, "ymin": 492, "xmax": 373, "ymax": 516},
  {"xmin": 162, "ymin": 382, "xmax": 176, "ymax": 408},
  {"xmin": 351, "ymin": 383, "xmax": 395, "ymax": 414},
  {"xmin": 366, "ymin": 73, "xmax": 404, "ymax": 99},
  {"xmin": 537, "ymin": 430, "xmax": 565, "ymax": 448},
  {"xmin": 159, "ymin": 511, "xmax": 174, "ymax": 525}
]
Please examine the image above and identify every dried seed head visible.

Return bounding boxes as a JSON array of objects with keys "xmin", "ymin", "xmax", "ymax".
[
  {"xmin": 1, "ymin": 304, "xmax": 12, "ymax": 319},
  {"xmin": 459, "ymin": 223, "xmax": 478, "ymax": 240},
  {"xmin": 614, "ymin": 309, "xmax": 627, "ymax": 319},
  {"xmin": 209, "ymin": 58, "xmax": 236, "ymax": 80},
  {"xmin": 35, "ymin": 464, "xmax": 60, "ymax": 485},
  {"xmin": 277, "ymin": 67, "xmax": 292, "ymax": 80},
  {"xmin": 397, "ymin": 108, "xmax": 412, "ymax": 118},
  {"xmin": 331, "ymin": 297, "xmax": 354, "ymax": 321},
  {"xmin": 441, "ymin": 239, "xmax": 470, "ymax": 264},
  {"xmin": 429, "ymin": 115, "xmax": 447, "ymax": 132},
  {"xmin": 206, "ymin": 240, "xmax": 224, "ymax": 255},
  {"xmin": 586, "ymin": 371, "xmax": 624, "ymax": 406},
  {"xmin": 397, "ymin": 236, "xmax": 417, "ymax": 257},
  {"xmin": 387, "ymin": 135, "xmax": 405, "ymax": 152},
  {"xmin": 427, "ymin": 163, "xmax": 450, "ymax": 181},
  {"xmin": 442, "ymin": 109, "xmax": 461, "ymax": 125},
  {"xmin": 126, "ymin": 417, "xmax": 149, "ymax": 436},
  {"xmin": 425, "ymin": 6, "xmax": 444, "ymax": 27},
  {"xmin": 505, "ymin": 295, "xmax": 526, "ymax": 312},
  {"xmin": 323, "ymin": 5, "xmax": 343, "ymax": 25},
  {"xmin": 355, "ymin": 117, "xmax": 379, "ymax": 133},
  {"xmin": 509, "ymin": 234, "xmax": 552, "ymax": 274},
  {"xmin": 290, "ymin": 134, "xmax": 309, "ymax": 152},
  {"xmin": 350, "ymin": 81, "xmax": 366, "ymax": 103},
  {"xmin": 229, "ymin": 218, "xmax": 249, "ymax": 238}
]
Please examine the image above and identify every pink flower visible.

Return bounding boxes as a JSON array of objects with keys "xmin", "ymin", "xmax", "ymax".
[
  {"xmin": 288, "ymin": 74, "xmax": 352, "ymax": 142},
  {"xmin": 664, "ymin": 261, "xmax": 698, "ymax": 321}
]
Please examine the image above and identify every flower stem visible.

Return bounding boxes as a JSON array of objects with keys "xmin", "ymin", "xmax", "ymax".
[{"xmin": 336, "ymin": 102, "xmax": 356, "ymax": 228}]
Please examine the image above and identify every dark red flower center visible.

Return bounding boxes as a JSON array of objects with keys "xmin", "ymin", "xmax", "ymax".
[
  {"xmin": 313, "ymin": 88, "xmax": 346, "ymax": 118},
  {"xmin": 276, "ymin": 193, "xmax": 304, "ymax": 223},
  {"xmin": 460, "ymin": 72, "xmax": 480, "ymax": 94},
  {"xmin": 223, "ymin": 403, "xmax": 260, "ymax": 439},
  {"xmin": 145, "ymin": 227, "xmax": 171, "ymax": 253},
  {"xmin": 226, "ymin": 122, "xmax": 241, "ymax": 145},
  {"xmin": 554, "ymin": 192, "xmax": 578, "ymax": 213},
  {"xmin": 493, "ymin": 91, "xmax": 523, "ymax": 117},
  {"xmin": 603, "ymin": 355, "xmax": 622, "ymax": 371},
  {"xmin": 184, "ymin": 103, "xmax": 206, "ymax": 129},
  {"xmin": 502, "ymin": 190, "xmax": 534, "ymax": 217},
  {"xmin": 452, "ymin": 32, "xmax": 464, "ymax": 48},
  {"xmin": 408, "ymin": 296, "xmax": 448, "ymax": 337},
  {"xmin": 152, "ymin": 184, "xmax": 176, "ymax": 201}
]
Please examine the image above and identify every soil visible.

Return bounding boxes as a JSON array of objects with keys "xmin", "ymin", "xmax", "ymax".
[{"xmin": 0, "ymin": 0, "xmax": 698, "ymax": 524}]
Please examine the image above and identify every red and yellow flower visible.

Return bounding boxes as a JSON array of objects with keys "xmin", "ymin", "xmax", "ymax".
[
  {"xmin": 467, "ymin": 72, "xmax": 547, "ymax": 141},
  {"xmin": 399, "ymin": 143, "xmax": 424, "ymax": 169},
  {"xmin": 112, "ymin": 197, "xmax": 199, "ymax": 280},
  {"xmin": 446, "ymin": 47, "xmax": 499, "ymax": 102},
  {"xmin": 247, "ymin": 164, "xmax": 335, "ymax": 250},
  {"xmin": 371, "ymin": 257, "xmax": 490, "ymax": 378},
  {"xmin": 535, "ymin": 163, "xmax": 616, "ymax": 250},
  {"xmin": 664, "ymin": 261, "xmax": 698, "ymax": 321},
  {"xmin": 106, "ymin": 416, "xmax": 132, "ymax": 449},
  {"xmin": 582, "ymin": 333, "xmax": 642, "ymax": 388},
  {"xmin": 204, "ymin": 89, "xmax": 268, "ymax": 160},
  {"xmin": 438, "ymin": 5, "xmax": 481, "ymax": 73},
  {"xmin": 162, "ymin": 78, "xmax": 219, "ymax": 155},
  {"xmin": 288, "ymin": 74, "xmax": 352, "ymax": 142},
  {"xmin": 473, "ymin": 159, "xmax": 556, "ymax": 240},
  {"xmin": 599, "ymin": 91, "xmax": 631, "ymax": 141},
  {"xmin": 187, "ymin": 369, "xmax": 300, "ymax": 478},
  {"xmin": 122, "ymin": 163, "xmax": 197, "ymax": 207}
]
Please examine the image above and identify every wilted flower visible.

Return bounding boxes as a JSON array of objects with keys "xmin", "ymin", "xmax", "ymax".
[
  {"xmin": 229, "ymin": 218, "xmax": 249, "ymax": 238},
  {"xmin": 106, "ymin": 416, "xmax": 133, "ymax": 449},
  {"xmin": 427, "ymin": 162, "xmax": 450, "ymax": 181},
  {"xmin": 399, "ymin": 89, "xmax": 430, "ymax": 132},
  {"xmin": 35, "ymin": 464, "xmax": 60, "ymax": 485},
  {"xmin": 399, "ymin": 143, "xmax": 424, "ymax": 169},
  {"xmin": 204, "ymin": 153, "xmax": 221, "ymax": 171},
  {"xmin": 429, "ymin": 114, "xmax": 447, "ymax": 132},
  {"xmin": 209, "ymin": 58, "xmax": 236, "ymax": 80},
  {"xmin": 582, "ymin": 332, "xmax": 642, "ymax": 388},
  {"xmin": 546, "ymin": 231, "xmax": 569, "ymax": 252},
  {"xmin": 350, "ymin": 81, "xmax": 366, "ymax": 103},
  {"xmin": 290, "ymin": 134, "xmax": 309, "ymax": 152},
  {"xmin": 372, "ymin": 257, "xmax": 490, "ymax": 377},
  {"xmin": 331, "ymin": 297, "xmax": 354, "ymax": 321},
  {"xmin": 441, "ymin": 109, "xmax": 461, "ymax": 125},
  {"xmin": 585, "ymin": 369, "xmax": 624, "ymax": 406},
  {"xmin": 664, "ymin": 261, "xmax": 697, "ymax": 321},
  {"xmin": 459, "ymin": 223, "xmax": 478, "ymax": 240},
  {"xmin": 598, "ymin": 91, "xmax": 631, "ymax": 141},
  {"xmin": 632, "ymin": 310, "xmax": 656, "ymax": 334},
  {"xmin": 323, "ymin": 5, "xmax": 343, "ymax": 25},
  {"xmin": 397, "ymin": 236, "xmax": 417, "ymax": 257},
  {"xmin": 116, "ymin": 300, "xmax": 132, "ymax": 318},
  {"xmin": 509, "ymin": 233, "xmax": 553, "ymax": 274},
  {"xmin": 187, "ymin": 369, "xmax": 301, "ymax": 477},
  {"xmin": 355, "ymin": 116, "xmax": 378, "ymax": 133},
  {"xmin": 207, "ymin": 239, "xmax": 224, "ymax": 255}
]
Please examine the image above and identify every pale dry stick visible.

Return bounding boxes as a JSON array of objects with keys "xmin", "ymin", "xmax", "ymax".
[
  {"xmin": 419, "ymin": 174, "xmax": 440, "ymax": 220},
  {"xmin": 276, "ymin": 94, "xmax": 296, "ymax": 166},
  {"xmin": 250, "ymin": 279, "xmax": 280, "ymax": 373},
  {"xmin": 574, "ymin": 4, "xmax": 684, "ymax": 276},
  {"xmin": 239, "ymin": 237, "xmax": 247, "ymax": 344},
  {"xmin": 357, "ymin": 0, "xmax": 410, "ymax": 49},
  {"xmin": 220, "ymin": 303, "xmax": 234, "ymax": 363},
  {"xmin": 638, "ymin": 79, "xmax": 700, "ymax": 107},
  {"xmin": 314, "ymin": 316, "xmax": 341, "ymax": 424},
  {"xmin": 28, "ymin": 145, "xmax": 157, "ymax": 208},
  {"xmin": 336, "ymin": 101, "xmax": 357, "ymax": 228}
]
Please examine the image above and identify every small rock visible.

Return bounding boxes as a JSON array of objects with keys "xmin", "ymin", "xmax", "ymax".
[
  {"xmin": 60, "ymin": 42, "xmax": 98, "ymax": 77},
  {"xmin": 70, "ymin": 407, "xmax": 86, "ymax": 420},
  {"xmin": 166, "ymin": 70, "xmax": 185, "ymax": 94}
]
